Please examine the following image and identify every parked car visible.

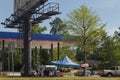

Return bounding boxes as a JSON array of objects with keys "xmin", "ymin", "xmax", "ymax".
[
  {"xmin": 36, "ymin": 65, "xmax": 64, "ymax": 77},
  {"xmin": 99, "ymin": 66, "xmax": 120, "ymax": 77},
  {"xmin": 36, "ymin": 65, "xmax": 56, "ymax": 76}
]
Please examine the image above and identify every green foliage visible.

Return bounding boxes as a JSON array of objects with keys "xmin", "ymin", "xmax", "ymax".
[
  {"xmin": 32, "ymin": 24, "xmax": 47, "ymax": 34},
  {"xmin": 0, "ymin": 48, "xmax": 23, "ymax": 71},
  {"xmin": 40, "ymin": 49, "xmax": 50, "ymax": 65},
  {"xmin": 114, "ymin": 27, "xmax": 120, "ymax": 39},
  {"xmin": 2, "ymin": 48, "xmax": 9, "ymax": 70},
  {"xmin": 32, "ymin": 47, "xmax": 40, "ymax": 69},
  {"xmin": 32, "ymin": 48, "xmax": 51, "ymax": 66},
  {"xmin": 60, "ymin": 48, "xmax": 76, "ymax": 62},
  {"xmin": 75, "ymin": 46, "xmax": 84, "ymax": 61},
  {"xmin": 14, "ymin": 48, "xmax": 23, "ymax": 68},
  {"xmin": 92, "ymin": 36, "xmax": 120, "ymax": 68},
  {"xmin": 50, "ymin": 17, "xmax": 66, "ymax": 34},
  {"xmin": 64, "ymin": 5, "xmax": 106, "ymax": 62},
  {"xmin": 53, "ymin": 48, "xmax": 76, "ymax": 62}
]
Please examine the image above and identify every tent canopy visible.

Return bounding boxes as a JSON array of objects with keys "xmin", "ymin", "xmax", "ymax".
[{"xmin": 51, "ymin": 55, "xmax": 80, "ymax": 67}]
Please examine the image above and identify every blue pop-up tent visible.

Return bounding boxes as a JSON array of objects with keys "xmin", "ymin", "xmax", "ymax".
[{"xmin": 51, "ymin": 55, "xmax": 80, "ymax": 67}]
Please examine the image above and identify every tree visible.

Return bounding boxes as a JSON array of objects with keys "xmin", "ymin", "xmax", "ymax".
[
  {"xmin": 49, "ymin": 17, "xmax": 66, "ymax": 34},
  {"xmin": 32, "ymin": 47, "xmax": 40, "ymax": 69},
  {"xmin": 31, "ymin": 24, "xmax": 47, "ymax": 68},
  {"xmin": 65, "ymin": 5, "xmax": 106, "ymax": 75},
  {"xmin": 114, "ymin": 27, "xmax": 120, "ymax": 39},
  {"xmin": 32, "ymin": 24, "xmax": 47, "ymax": 34},
  {"xmin": 41, "ymin": 49, "xmax": 50, "ymax": 65},
  {"xmin": 66, "ymin": 5, "xmax": 106, "ymax": 60},
  {"xmin": 52, "ymin": 47, "xmax": 76, "ymax": 62},
  {"xmin": 14, "ymin": 48, "xmax": 23, "ymax": 71},
  {"xmin": 94, "ymin": 35, "xmax": 120, "ymax": 68}
]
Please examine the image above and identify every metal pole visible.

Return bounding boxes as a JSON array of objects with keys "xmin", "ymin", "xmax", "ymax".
[
  {"xmin": 23, "ymin": 17, "xmax": 32, "ymax": 76},
  {"xmin": 35, "ymin": 47, "xmax": 37, "ymax": 67},
  {"xmin": 51, "ymin": 43, "xmax": 53, "ymax": 61},
  {"xmin": 8, "ymin": 52, "xmax": 10, "ymax": 76},
  {"xmin": 40, "ymin": 46, "xmax": 42, "ymax": 64},
  {"xmin": 83, "ymin": 48, "xmax": 87, "ymax": 76},
  {"xmin": 12, "ymin": 52, "xmax": 14, "ymax": 77},
  {"xmin": 57, "ymin": 42, "xmax": 60, "ymax": 60},
  {"xmin": 1, "ymin": 40, "xmax": 5, "ymax": 71}
]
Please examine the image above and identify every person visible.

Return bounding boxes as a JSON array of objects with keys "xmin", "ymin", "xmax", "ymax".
[
  {"xmin": 49, "ymin": 70, "xmax": 54, "ymax": 77},
  {"xmin": 36, "ymin": 68, "xmax": 39, "ymax": 76},
  {"xmin": 44, "ymin": 68, "xmax": 49, "ymax": 76},
  {"xmin": 56, "ymin": 69, "xmax": 60, "ymax": 76},
  {"xmin": 90, "ymin": 69, "xmax": 95, "ymax": 75}
]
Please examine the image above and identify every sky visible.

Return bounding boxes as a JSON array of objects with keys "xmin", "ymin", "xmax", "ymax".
[{"xmin": 0, "ymin": 0, "xmax": 120, "ymax": 36}]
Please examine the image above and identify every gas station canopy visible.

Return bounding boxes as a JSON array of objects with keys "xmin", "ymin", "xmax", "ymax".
[{"xmin": 0, "ymin": 32, "xmax": 61, "ymax": 49}]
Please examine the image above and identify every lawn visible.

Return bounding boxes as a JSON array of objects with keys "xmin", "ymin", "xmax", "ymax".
[{"xmin": 0, "ymin": 77, "xmax": 120, "ymax": 80}]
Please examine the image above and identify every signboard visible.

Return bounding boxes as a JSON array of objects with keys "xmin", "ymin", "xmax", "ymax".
[
  {"xmin": 8, "ymin": 41, "xmax": 15, "ymax": 53},
  {"xmin": 14, "ymin": 0, "xmax": 37, "ymax": 16}
]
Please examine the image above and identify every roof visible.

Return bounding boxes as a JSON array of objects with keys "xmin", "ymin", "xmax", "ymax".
[{"xmin": 0, "ymin": 32, "xmax": 61, "ymax": 41}]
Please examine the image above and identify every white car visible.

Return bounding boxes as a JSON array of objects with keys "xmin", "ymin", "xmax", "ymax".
[{"xmin": 36, "ymin": 65, "xmax": 57, "ymax": 76}]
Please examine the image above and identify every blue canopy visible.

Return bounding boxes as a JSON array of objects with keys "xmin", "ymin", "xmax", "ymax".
[{"xmin": 51, "ymin": 55, "xmax": 80, "ymax": 67}]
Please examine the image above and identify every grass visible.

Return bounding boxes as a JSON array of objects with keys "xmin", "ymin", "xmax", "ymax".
[{"xmin": 0, "ymin": 76, "xmax": 120, "ymax": 80}]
